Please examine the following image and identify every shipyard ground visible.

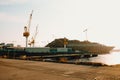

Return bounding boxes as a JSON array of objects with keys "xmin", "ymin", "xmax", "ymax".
[{"xmin": 0, "ymin": 59, "xmax": 120, "ymax": 80}]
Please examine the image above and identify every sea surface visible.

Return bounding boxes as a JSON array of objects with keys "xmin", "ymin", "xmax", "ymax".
[{"xmin": 80, "ymin": 51, "xmax": 120, "ymax": 65}]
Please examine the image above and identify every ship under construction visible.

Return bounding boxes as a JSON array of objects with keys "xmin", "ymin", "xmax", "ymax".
[{"xmin": 0, "ymin": 10, "xmax": 114, "ymax": 63}]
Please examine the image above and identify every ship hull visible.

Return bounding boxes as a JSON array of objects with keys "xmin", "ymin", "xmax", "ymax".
[{"xmin": 46, "ymin": 38, "xmax": 114, "ymax": 54}]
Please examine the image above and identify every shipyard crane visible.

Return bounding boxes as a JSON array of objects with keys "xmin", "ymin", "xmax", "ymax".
[
  {"xmin": 28, "ymin": 25, "xmax": 38, "ymax": 47},
  {"xmin": 23, "ymin": 10, "xmax": 33, "ymax": 47}
]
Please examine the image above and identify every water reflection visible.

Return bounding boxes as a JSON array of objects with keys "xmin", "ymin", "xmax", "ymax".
[{"xmin": 89, "ymin": 52, "xmax": 120, "ymax": 65}]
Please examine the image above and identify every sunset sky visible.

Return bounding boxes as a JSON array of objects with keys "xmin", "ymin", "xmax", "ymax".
[{"xmin": 0, "ymin": 0, "xmax": 120, "ymax": 49}]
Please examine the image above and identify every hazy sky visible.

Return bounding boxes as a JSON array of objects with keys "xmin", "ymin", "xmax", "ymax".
[{"xmin": 0, "ymin": 0, "xmax": 120, "ymax": 48}]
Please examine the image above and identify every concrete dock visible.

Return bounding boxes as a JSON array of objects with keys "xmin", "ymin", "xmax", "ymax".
[{"xmin": 0, "ymin": 58, "xmax": 120, "ymax": 80}]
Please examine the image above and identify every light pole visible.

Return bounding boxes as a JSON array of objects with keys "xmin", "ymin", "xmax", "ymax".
[{"xmin": 83, "ymin": 29, "xmax": 88, "ymax": 41}]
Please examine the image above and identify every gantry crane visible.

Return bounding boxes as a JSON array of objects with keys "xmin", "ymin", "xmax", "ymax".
[
  {"xmin": 23, "ymin": 10, "xmax": 33, "ymax": 47},
  {"xmin": 28, "ymin": 25, "xmax": 38, "ymax": 47}
]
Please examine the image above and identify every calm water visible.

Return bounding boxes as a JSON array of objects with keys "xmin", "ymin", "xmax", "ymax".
[{"xmin": 81, "ymin": 52, "xmax": 120, "ymax": 65}]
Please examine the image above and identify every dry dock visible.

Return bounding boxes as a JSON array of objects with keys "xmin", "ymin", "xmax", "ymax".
[{"xmin": 0, "ymin": 58, "xmax": 120, "ymax": 80}]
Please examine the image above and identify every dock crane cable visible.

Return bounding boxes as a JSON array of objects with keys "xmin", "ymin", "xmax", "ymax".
[{"xmin": 23, "ymin": 10, "xmax": 33, "ymax": 47}]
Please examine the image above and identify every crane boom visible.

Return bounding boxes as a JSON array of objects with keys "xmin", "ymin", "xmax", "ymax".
[
  {"xmin": 29, "ymin": 25, "xmax": 38, "ymax": 47},
  {"xmin": 34, "ymin": 24, "xmax": 38, "ymax": 39},
  {"xmin": 28, "ymin": 10, "xmax": 33, "ymax": 32}
]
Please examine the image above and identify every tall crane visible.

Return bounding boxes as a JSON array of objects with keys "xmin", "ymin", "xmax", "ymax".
[
  {"xmin": 28, "ymin": 25, "xmax": 38, "ymax": 47},
  {"xmin": 23, "ymin": 10, "xmax": 33, "ymax": 47}
]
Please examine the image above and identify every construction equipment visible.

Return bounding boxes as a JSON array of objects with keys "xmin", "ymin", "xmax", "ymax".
[
  {"xmin": 28, "ymin": 25, "xmax": 38, "ymax": 47},
  {"xmin": 23, "ymin": 10, "xmax": 33, "ymax": 47},
  {"xmin": 64, "ymin": 37, "xmax": 68, "ymax": 48}
]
